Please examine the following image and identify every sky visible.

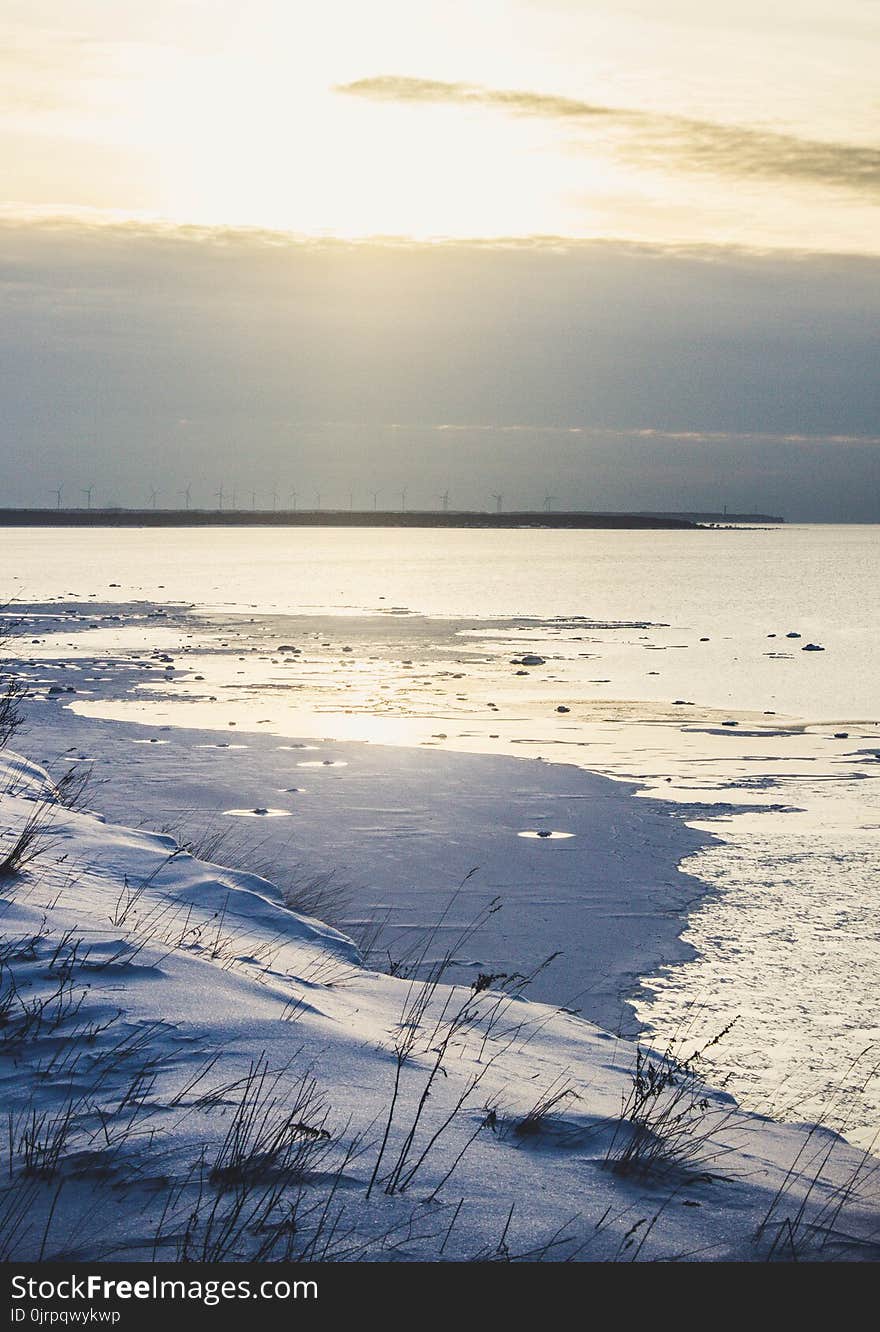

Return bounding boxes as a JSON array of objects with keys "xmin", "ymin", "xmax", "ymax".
[{"xmin": 1, "ymin": 1, "xmax": 878, "ymax": 517}]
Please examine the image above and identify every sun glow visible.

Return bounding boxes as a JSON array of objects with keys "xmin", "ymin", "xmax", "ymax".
[{"xmin": 2, "ymin": 2, "xmax": 877, "ymax": 251}]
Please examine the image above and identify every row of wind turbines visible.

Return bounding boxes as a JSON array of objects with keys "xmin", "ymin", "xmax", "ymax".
[{"xmin": 51, "ymin": 486, "xmax": 560, "ymax": 512}]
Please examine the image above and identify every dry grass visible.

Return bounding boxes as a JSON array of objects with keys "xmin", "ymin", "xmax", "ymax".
[
  {"xmin": 0, "ymin": 800, "xmax": 58, "ymax": 880},
  {"xmin": 153, "ymin": 813, "xmax": 353, "ymax": 929},
  {"xmin": 0, "ymin": 679, "xmax": 26, "ymax": 751},
  {"xmin": 604, "ymin": 1023, "xmax": 740, "ymax": 1182},
  {"xmin": 208, "ymin": 1060, "xmax": 331, "ymax": 1190}
]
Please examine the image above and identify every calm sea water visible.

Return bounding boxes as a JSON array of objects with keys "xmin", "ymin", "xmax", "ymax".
[
  {"xmin": 4, "ymin": 523, "xmax": 879, "ymax": 1145},
  {"xmin": 4, "ymin": 522, "xmax": 878, "ymax": 711}
]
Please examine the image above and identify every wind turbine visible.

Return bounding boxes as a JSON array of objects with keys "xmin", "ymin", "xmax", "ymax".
[
  {"xmin": 51, "ymin": 486, "xmax": 63, "ymax": 511},
  {"xmin": 315, "ymin": 491, "xmax": 322, "ymax": 510},
  {"xmin": 215, "ymin": 484, "xmax": 224, "ymax": 511},
  {"xmin": 230, "ymin": 487, "xmax": 238, "ymax": 511},
  {"xmin": 440, "ymin": 490, "xmax": 450, "ymax": 512},
  {"xmin": 149, "ymin": 487, "xmax": 159, "ymax": 510},
  {"xmin": 178, "ymin": 484, "xmax": 192, "ymax": 511},
  {"xmin": 272, "ymin": 489, "xmax": 279, "ymax": 512},
  {"xmin": 543, "ymin": 495, "xmax": 556, "ymax": 513},
  {"xmin": 400, "ymin": 487, "xmax": 407, "ymax": 512},
  {"xmin": 82, "ymin": 485, "xmax": 94, "ymax": 510},
  {"xmin": 251, "ymin": 489, "xmax": 257, "ymax": 511},
  {"xmin": 491, "ymin": 493, "xmax": 503, "ymax": 514},
  {"xmin": 348, "ymin": 489, "xmax": 354, "ymax": 511},
  {"xmin": 371, "ymin": 490, "xmax": 379, "ymax": 511},
  {"xmin": 288, "ymin": 488, "xmax": 297, "ymax": 511}
]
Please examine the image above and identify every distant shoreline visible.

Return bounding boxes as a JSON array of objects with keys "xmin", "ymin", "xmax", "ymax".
[{"xmin": 0, "ymin": 508, "xmax": 783, "ymax": 529}]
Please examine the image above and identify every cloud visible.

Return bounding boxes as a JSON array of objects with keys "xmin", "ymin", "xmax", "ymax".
[
  {"xmin": 1, "ymin": 216, "xmax": 879, "ymax": 518},
  {"xmin": 338, "ymin": 76, "xmax": 614, "ymax": 120},
  {"xmin": 337, "ymin": 75, "xmax": 880, "ymax": 195},
  {"xmin": 378, "ymin": 421, "xmax": 880, "ymax": 449}
]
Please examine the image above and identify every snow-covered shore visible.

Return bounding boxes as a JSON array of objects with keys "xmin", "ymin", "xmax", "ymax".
[{"xmin": 1, "ymin": 748, "xmax": 877, "ymax": 1262}]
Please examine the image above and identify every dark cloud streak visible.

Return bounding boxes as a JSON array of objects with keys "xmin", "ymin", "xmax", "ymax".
[{"xmin": 337, "ymin": 75, "xmax": 880, "ymax": 195}]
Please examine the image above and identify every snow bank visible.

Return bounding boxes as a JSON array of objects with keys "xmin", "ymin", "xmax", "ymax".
[{"xmin": 0, "ymin": 749, "xmax": 877, "ymax": 1262}]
